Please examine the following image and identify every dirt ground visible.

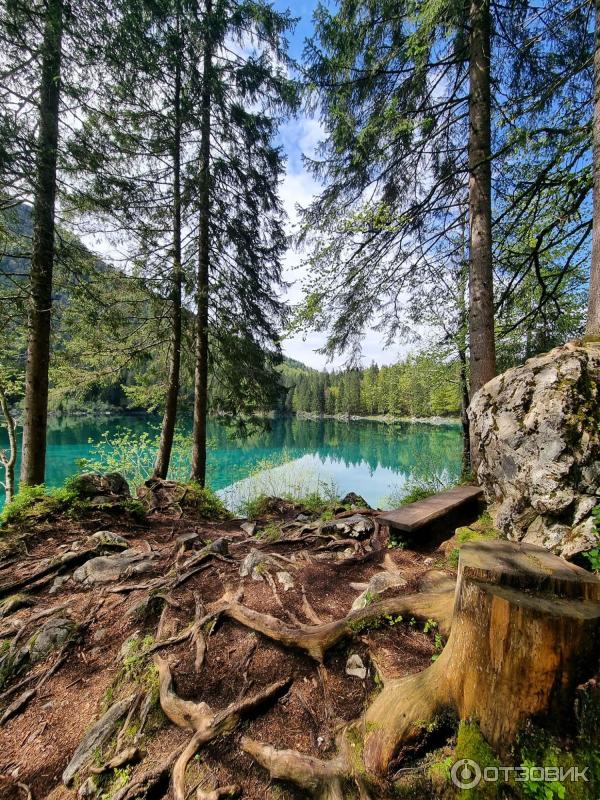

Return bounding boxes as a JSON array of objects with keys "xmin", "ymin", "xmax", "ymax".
[{"xmin": 0, "ymin": 489, "xmax": 476, "ymax": 800}]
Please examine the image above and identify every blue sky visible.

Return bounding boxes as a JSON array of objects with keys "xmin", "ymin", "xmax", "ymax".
[{"xmin": 271, "ymin": 0, "xmax": 407, "ymax": 370}]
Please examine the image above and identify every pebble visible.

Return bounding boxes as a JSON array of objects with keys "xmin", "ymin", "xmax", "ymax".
[{"xmin": 346, "ymin": 653, "xmax": 367, "ymax": 680}]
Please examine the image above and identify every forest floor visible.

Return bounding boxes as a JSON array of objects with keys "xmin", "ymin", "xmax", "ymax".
[{"xmin": 0, "ymin": 484, "xmax": 483, "ymax": 800}]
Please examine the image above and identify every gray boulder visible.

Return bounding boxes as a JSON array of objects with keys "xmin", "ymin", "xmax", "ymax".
[
  {"xmin": 468, "ymin": 343, "xmax": 600, "ymax": 559},
  {"xmin": 73, "ymin": 548, "xmax": 158, "ymax": 585},
  {"xmin": 320, "ymin": 515, "xmax": 374, "ymax": 539},
  {"xmin": 28, "ymin": 617, "xmax": 76, "ymax": 662}
]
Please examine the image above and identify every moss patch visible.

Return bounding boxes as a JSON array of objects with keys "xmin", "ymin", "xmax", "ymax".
[{"xmin": 447, "ymin": 512, "xmax": 501, "ymax": 568}]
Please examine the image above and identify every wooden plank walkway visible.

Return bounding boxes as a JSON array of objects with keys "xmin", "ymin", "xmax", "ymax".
[{"xmin": 378, "ymin": 485, "xmax": 483, "ymax": 534}]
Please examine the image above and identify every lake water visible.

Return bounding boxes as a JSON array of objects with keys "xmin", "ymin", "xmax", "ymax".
[{"xmin": 0, "ymin": 415, "xmax": 462, "ymax": 511}]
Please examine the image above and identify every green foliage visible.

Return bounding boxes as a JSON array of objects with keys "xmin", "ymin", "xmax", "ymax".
[
  {"xmin": 516, "ymin": 729, "xmax": 600, "ymax": 800},
  {"xmin": 0, "ymin": 483, "xmax": 78, "ymax": 526},
  {"xmin": 228, "ymin": 452, "xmax": 339, "ymax": 518},
  {"xmin": 582, "ymin": 547, "xmax": 600, "ymax": 572},
  {"xmin": 448, "ymin": 513, "xmax": 500, "ymax": 568},
  {"xmin": 79, "ymin": 427, "xmax": 195, "ymax": 490},
  {"xmin": 280, "ymin": 354, "xmax": 462, "ymax": 419},
  {"xmin": 385, "ymin": 470, "xmax": 454, "ymax": 509},
  {"xmin": 256, "ymin": 522, "xmax": 282, "ymax": 542},
  {"xmin": 183, "ymin": 483, "xmax": 232, "ymax": 521}
]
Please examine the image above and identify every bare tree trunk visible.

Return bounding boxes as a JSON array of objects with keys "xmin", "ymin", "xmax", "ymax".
[
  {"xmin": 468, "ymin": 0, "xmax": 495, "ymax": 397},
  {"xmin": 587, "ymin": 0, "xmax": 600, "ymax": 338},
  {"xmin": 458, "ymin": 347, "xmax": 471, "ymax": 479},
  {"xmin": 457, "ymin": 214, "xmax": 471, "ymax": 479},
  {"xmin": 191, "ymin": 0, "xmax": 212, "ymax": 487},
  {"xmin": 154, "ymin": 9, "xmax": 183, "ymax": 480},
  {"xmin": 0, "ymin": 386, "xmax": 17, "ymax": 504},
  {"xmin": 20, "ymin": 0, "xmax": 63, "ymax": 487}
]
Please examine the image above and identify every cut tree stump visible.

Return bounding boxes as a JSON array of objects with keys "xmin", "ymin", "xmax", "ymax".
[
  {"xmin": 378, "ymin": 485, "xmax": 483, "ymax": 534},
  {"xmin": 243, "ymin": 539, "xmax": 600, "ymax": 795}
]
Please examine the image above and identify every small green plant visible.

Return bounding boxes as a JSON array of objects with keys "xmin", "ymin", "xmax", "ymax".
[
  {"xmin": 582, "ymin": 547, "xmax": 600, "ymax": 572},
  {"xmin": 0, "ymin": 483, "xmax": 78, "ymax": 526},
  {"xmin": 520, "ymin": 760, "xmax": 565, "ymax": 800},
  {"xmin": 256, "ymin": 522, "xmax": 281, "ymax": 542},
  {"xmin": 383, "ymin": 613, "xmax": 403, "ymax": 626},
  {"xmin": 79, "ymin": 427, "xmax": 201, "ymax": 490},
  {"xmin": 184, "ymin": 482, "xmax": 232, "ymax": 520},
  {"xmin": 387, "ymin": 533, "xmax": 406, "ymax": 549},
  {"xmin": 423, "ymin": 618, "xmax": 437, "ymax": 635},
  {"xmin": 384, "ymin": 470, "xmax": 456, "ymax": 509}
]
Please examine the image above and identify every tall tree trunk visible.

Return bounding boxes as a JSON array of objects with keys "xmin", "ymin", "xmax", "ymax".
[
  {"xmin": 467, "ymin": 0, "xmax": 495, "ymax": 396},
  {"xmin": 191, "ymin": 0, "xmax": 212, "ymax": 486},
  {"xmin": 587, "ymin": 0, "xmax": 600, "ymax": 338},
  {"xmin": 154, "ymin": 11, "xmax": 183, "ymax": 480},
  {"xmin": 468, "ymin": 0, "xmax": 495, "ymax": 471},
  {"xmin": 458, "ymin": 347, "xmax": 471, "ymax": 479},
  {"xmin": 457, "ymin": 212, "xmax": 471, "ymax": 479},
  {"xmin": 0, "ymin": 386, "xmax": 17, "ymax": 504},
  {"xmin": 20, "ymin": 0, "xmax": 63, "ymax": 488}
]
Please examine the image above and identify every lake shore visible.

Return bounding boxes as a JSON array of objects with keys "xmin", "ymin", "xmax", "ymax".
[{"xmin": 295, "ymin": 410, "xmax": 461, "ymax": 426}]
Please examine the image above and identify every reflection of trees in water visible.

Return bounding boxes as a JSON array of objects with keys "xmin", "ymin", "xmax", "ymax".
[
  {"xmin": 207, "ymin": 417, "xmax": 462, "ymax": 485},
  {"xmin": 8, "ymin": 414, "xmax": 462, "ymax": 491}
]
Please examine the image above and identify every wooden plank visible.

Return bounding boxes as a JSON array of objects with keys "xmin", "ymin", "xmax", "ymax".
[{"xmin": 378, "ymin": 485, "xmax": 483, "ymax": 533}]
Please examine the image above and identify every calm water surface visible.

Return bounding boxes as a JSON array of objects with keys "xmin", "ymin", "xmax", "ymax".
[{"xmin": 0, "ymin": 415, "xmax": 462, "ymax": 510}]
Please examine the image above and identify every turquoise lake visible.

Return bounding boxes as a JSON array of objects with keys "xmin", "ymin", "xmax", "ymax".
[{"xmin": 0, "ymin": 415, "xmax": 462, "ymax": 511}]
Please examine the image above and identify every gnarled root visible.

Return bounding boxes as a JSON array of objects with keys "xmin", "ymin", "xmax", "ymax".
[
  {"xmin": 243, "ymin": 541, "xmax": 600, "ymax": 793},
  {"xmin": 242, "ymin": 737, "xmax": 346, "ymax": 800},
  {"xmin": 211, "ymin": 583, "xmax": 454, "ymax": 662},
  {"xmin": 154, "ymin": 655, "xmax": 288, "ymax": 800}
]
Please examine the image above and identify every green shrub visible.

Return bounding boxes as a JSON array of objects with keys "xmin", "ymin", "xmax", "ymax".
[
  {"xmin": 0, "ymin": 483, "xmax": 78, "ymax": 526},
  {"xmin": 242, "ymin": 493, "xmax": 272, "ymax": 520},
  {"xmin": 184, "ymin": 482, "xmax": 232, "ymax": 520},
  {"xmin": 384, "ymin": 471, "xmax": 455, "ymax": 508},
  {"xmin": 582, "ymin": 547, "xmax": 600, "ymax": 572}
]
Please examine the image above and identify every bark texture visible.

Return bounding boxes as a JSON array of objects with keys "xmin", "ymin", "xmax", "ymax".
[
  {"xmin": 191, "ymin": 0, "xmax": 212, "ymax": 486},
  {"xmin": 0, "ymin": 385, "xmax": 17, "ymax": 503},
  {"xmin": 154, "ymin": 9, "xmax": 183, "ymax": 480},
  {"xmin": 468, "ymin": 0, "xmax": 495, "ymax": 434},
  {"xmin": 587, "ymin": 0, "xmax": 600, "ymax": 338},
  {"xmin": 20, "ymin": 0, "xmax": 63, "ymax": 487}
]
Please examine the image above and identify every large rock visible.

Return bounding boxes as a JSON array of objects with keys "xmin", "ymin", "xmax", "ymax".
[
  {"xmin": 73, "ymin": 548, "xmax": 158, "ymax": 584},
  {"xmin": 71, "ymin": 472, "xmax": 131, "ymax": 506},
  {"xmin": 468, "ymin": 343, "xmax": 600, "ymax": 559}
]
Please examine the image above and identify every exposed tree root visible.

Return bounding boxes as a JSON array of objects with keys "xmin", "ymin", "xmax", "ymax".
[
  {"xmin": 210, "ymin": 584, "xmax": 454, "ymax": 662},
  {"xmin": 241, "ymin": 738, "xmax": 346, "ymax": 800},
  {"xmin": 0, "ymin": 544, "xmax": 125, "ymax": 599},
  {"xmin": 196, "ymin": 785, "xmax": 239, "ymax": 799},
  {"xmin": 111, "ymin": 747, "xmax": 183, "ymax": 800},
  {"xmin": 154, "ymin": 655, "xmax": 289, "ymax": 800},
  {"xmin": 242, "ymin": 541, "xmax": 600, "ymax": 794}
]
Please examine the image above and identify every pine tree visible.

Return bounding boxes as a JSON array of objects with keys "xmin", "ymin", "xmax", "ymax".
[
  {"xmin": 189, "ymin": 0, "xmax": 297, "ymax": 485},
  {"xmin": 20, "ymin": 0, "xmax": 64, "ymax": 486}
]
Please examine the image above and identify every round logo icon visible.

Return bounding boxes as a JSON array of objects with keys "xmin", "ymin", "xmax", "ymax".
[{"xmin": 451, "ymin": 759, "xmax": 482, "ymax": 789}]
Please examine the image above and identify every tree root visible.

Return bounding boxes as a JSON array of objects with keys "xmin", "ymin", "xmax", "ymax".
[
  {"xmin": 242, "ymin": 541, "xmax": 600, "ymax": 794},
  {"xmin": 210, "ymin": 585, "xmax": 454, "ymax": 662},
  {"xmin": 154, "ymin": 655, "xmax": 289, "ymax": 800},
  {"xmin": 241, "ymin": 738, "xmax": 346, "ymax": 800},
  {"xmin": 196, "ymin": 785, "xmax": 239, "ymax": 800}
]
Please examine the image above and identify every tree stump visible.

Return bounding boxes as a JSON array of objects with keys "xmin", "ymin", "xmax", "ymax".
[
  {"xmin": 362, "ymin": 540, "xmax": 600, "ymax": 772},
  {"xmin": 243, "ymin": 539, "xmax": 600, "ymax": 794}
]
